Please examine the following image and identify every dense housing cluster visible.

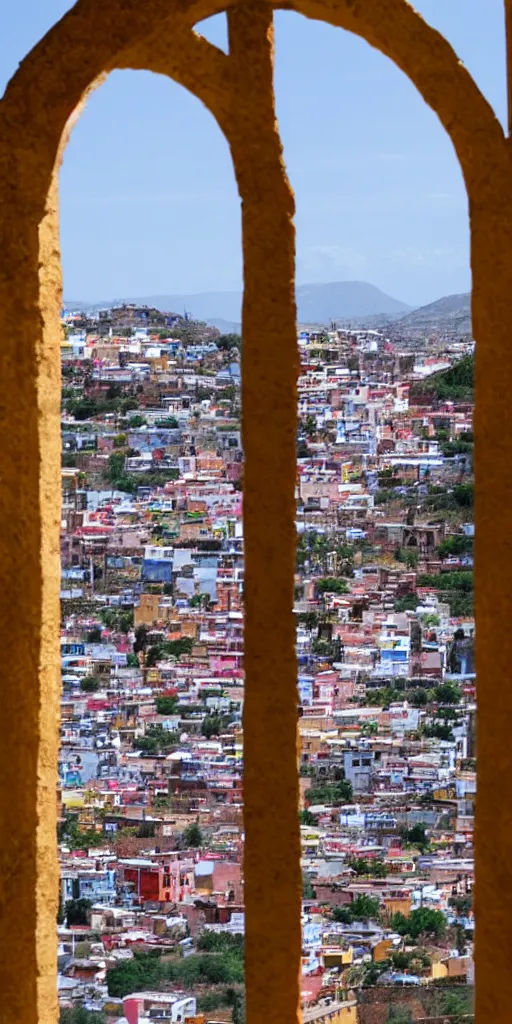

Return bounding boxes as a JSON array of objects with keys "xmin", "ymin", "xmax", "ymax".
[{"xmin": 58, "ymin": 305, "xmax": 475, "ymax": 1024}]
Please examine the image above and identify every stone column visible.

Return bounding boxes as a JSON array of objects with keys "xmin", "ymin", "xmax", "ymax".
[{"xmin": 228, "ymin": 7, "xmax": 302, "ymax": 1023}]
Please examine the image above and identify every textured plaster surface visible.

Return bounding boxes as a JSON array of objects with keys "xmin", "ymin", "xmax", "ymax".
[{"xmin": 0, "ymin": 2, "xmax": 510, "ymax": 1023}]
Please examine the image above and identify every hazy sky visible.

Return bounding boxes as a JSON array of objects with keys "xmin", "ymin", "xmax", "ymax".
[{"xmin": 0, "ymin": 1, "xmax": 507, "ymax": 306}]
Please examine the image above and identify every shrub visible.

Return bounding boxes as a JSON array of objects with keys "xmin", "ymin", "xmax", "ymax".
[
  {"xmin": 80, "ymin": 676, "xmax": 100, "ymax": 692},
  {"xmin": 305, "ymin": 780, "xmax": 353, "ymax": 806},
  {"xmin": 197, "ymin": 932, "xmax": 244, "ymax": 953},
  {"xmin": 316, "ymin": 577, "xmax": 349, "ymax": 595},
  {"xmin": 60, "ymin": 1009, "xmax": 105, "ymax": 1024},
  {"xmin": 332, "ymin": 894, "xmax": 380, "ymax": 923}
]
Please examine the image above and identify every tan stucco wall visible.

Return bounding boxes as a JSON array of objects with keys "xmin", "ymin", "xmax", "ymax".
[{"xmin": 0, "ymin": 3, "xmax": 510, "ymax": 1024}]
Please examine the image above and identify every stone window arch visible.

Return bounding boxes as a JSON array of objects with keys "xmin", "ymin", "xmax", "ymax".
[{"xmin": 0, "ymin": 3, "xmax": 510, "ymax": 1023}]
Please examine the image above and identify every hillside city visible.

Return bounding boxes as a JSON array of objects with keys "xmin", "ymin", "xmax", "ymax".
[{"xmin": 58, "ymin": 301, "xmax": 475, "ymax": 1024}]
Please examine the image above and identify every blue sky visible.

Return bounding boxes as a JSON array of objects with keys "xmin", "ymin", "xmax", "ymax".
[{"xmin": 0, "ymin": 1, "xmax": 507, "ymax": 306}]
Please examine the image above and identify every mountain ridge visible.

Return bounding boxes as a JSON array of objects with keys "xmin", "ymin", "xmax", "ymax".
[
  {"xmin": 64, "ymin": 279, "xmax": 410, "ymax": 326},
  {"xmin": 394, "ymin": 291, "xmax": 471, "ymax": 332}
]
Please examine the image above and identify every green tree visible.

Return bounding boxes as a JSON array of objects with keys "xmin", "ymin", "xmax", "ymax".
[
  {"xmin": 347, "ymin": 857, "xmax": 372, "ymax": 876},
  {"xmin": 350, "ymin": 894, "xmax": 381, "ymax": 920},
  {"xmin": 106, "ymin": 954, "xmax": 163, "ymax": 998},
  {"xmin": 332, "ymin": 894, "xmax": 380, "ymax": 922},
  {"xmin": 197, "ymin": 932, "xmax": 244, "ymax": 953},
  {"xmin": 422, "ymin": 613, "xmax": 440, "ymax": 628},
  {"xmin": 436, "ymin": 706, "xmax": 459, "ymax": 721},
  {"xmin": 417, "ymin": 572, "xmax": 473, "ymax": 594},
  {"xmin": 331, "ymin": 905, "xmax": 353, "ymax": 924},
  {"xmin": 170, "ymin": 637, "xmax": 193, "ymax": 655},
  {"xmin": 190, "ymin": 592, "xmax": 212, "ymax": 610},
  {"xmin": 437, "ymin": 534, "xmax": 473, "ymax": 559},
  {"xmin": 394, "ymin": 593, "xmax": 418, "ymax": 612},
  {"xmin": 302, "ymin": 875, "xmax": 315, "ymax": 899},
  {"xmin": 403, "ymin": 822, "xmax": 430, "ymax": 853},
  {"xmin": 403, "ymin": 549, "xmax": 419, "ymax": 569},
  {"xmin": 100, "ymin": 606, "xmax": 134, "ymax": 633},
  {"xmin": 407, "ymin": 687, "xmax": 428, "ymax": 707},
  {"xmin": 133, "ymin": 624, "xmax": 149, "ymax": 654},
  {"xmin": 182, "ymin": 821, "xmax": 203, "ymax": 848},
  {"xmin": 120, "ymin": 397, "xmax": 139, "ymax": 414},
  {"xmin": 80, "ymin": 676, "xmax": 100, "ymax": 693},
  {"xmin": 156, "ymin": 695, "xmax": 179, "ymax": 715},
  {"xmin": 453, "ymin": 483, "xmax": 474, "ymax": 508},
  {"xmin": 230, "ymin": 987, "xmax": 246, "ymax": 1024},
  {"xmin": 69, "ymin": 398, "xmax": 99, "ymax": 420},
  {"xmin": 65, "ymin": 898, "xmax": 91, "ymax": 926},
  {"xmin": 390, "ymin": 952, "xmax": 410, "ymax": 971},
  {"xmin": 316, "ymin": 577, "xmax": 349, "ymax": 595},
  {"xmin": 434, "ymin": 683, "xmax": 462, "ymax": 704},
  {"xmin": 449, "ymin": 894, "xmax": 472, "ymax": 916},
  {"xmin": 217, "ymin": 333, "xmax": 242, "ymax": 352},
  {"xmin": 155, "ymin": 416, "xmax": 179, "ymax": 428},
  {"xmin": 303, "ymin": 414, "xmax": 317, "ymax": 439},
  {"xmin": 133, "ymin": 724, "xmax": 179, "ymax": 754},
  {"xmin": 74, "ymin": 940, "xmax": 92, "ymax": 959},
  {"xmin": 299, "ymin": 809, "xmax": 317, "ymax": 826},
  {"xmin": 149, "ymin": 637, "xmax": 194, "ymax": 663},
  {"xmin": 455, "ymin": 923, "xmax": 467, "ymax": 955},
  {"xmin": 197, "ymin": 992, "xmax": 229, "ymax": 1014},
  {"xmin": 296, "ymin": 611, "xmax": 319, "ymax": 631},
  {"xmin": 201, "ymin": 715, "xmax": 223, "ymax": 739},
  {"xmin": 106, "ymin": 451, "xmax": 126, "ymax": 483},
  {"xmin": 165, "ymin": 950, "xmax": 244, "ymax": 986},
  {"xmin": 391, "ymin": 907, "xmax": 446, "ymax": 941},
  {"xmin": 312, "ymin": 638, "xmax": 341, "ymax": 659},
  {"xmin": 370, "ymin": 860, "xmax": 387, "ymax": 879},
  {"xmin": 441, "ymin": 991, "xmax": 472, "ymax": 1018},
  {"xmin": 423, "ymin": 722, "xmax": 454, "ymax": 742},
  {"xmin": 360, "ymin": 721, "xmax": 378, "ymax": 737}
]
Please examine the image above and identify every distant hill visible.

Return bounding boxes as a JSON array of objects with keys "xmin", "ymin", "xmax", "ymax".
[
  {"xmin": 203, "ymin": 317, "xmax": 242, "ymax": 333},
  {"xmin": 296, "ymin": 281, "xmax": 408, "ymax": 321},
  {"xmin": 64, "ymin": 280, "xmax": 409, "ymax": 326},
  {"xmin": 395, "ymin": 292, "xmax": 471, "ymax": 333},
  {"xmin": 64, "ymin": 292, "xmax": 243, "ymax": 327}
]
